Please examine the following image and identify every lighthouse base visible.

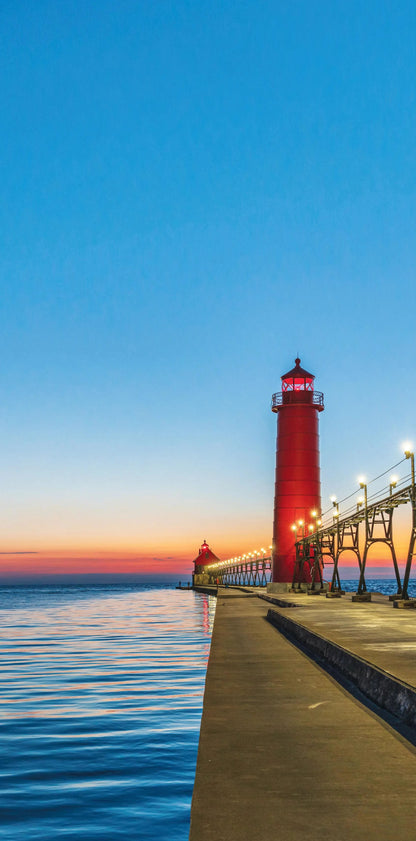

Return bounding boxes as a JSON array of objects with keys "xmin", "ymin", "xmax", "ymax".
[{"xmin": 267, "ymin": 581, "xmax": 305, "ymax": 594}]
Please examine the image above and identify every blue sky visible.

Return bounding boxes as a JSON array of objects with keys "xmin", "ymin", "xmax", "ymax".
[{"xmin": 0, "ymin": 1, "xmax": 415, "ymax": 571}]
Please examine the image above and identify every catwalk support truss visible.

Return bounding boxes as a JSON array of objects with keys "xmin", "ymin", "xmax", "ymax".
[
  {"xmin": 294, "ymin": 480, "xmax": 416, "ymax": 599},
  {"xmin": 205, "ymin": 555, "xmax": 272, "ymax": 587}
]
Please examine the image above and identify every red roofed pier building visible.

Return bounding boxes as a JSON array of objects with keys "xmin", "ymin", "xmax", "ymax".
[{"xmin": 192, "ymin": 540, "xmax": 221, "ymax": 586}]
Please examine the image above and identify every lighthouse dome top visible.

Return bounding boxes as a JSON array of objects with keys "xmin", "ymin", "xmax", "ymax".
[{"xmin": 281, "ymin": 357, "xmax": 314, "ymax": 392}]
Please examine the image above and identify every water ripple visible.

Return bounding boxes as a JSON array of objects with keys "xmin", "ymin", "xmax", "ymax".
[{"xmin": 0, "ymin": 584, "xmax": 215, "ymax": 841}]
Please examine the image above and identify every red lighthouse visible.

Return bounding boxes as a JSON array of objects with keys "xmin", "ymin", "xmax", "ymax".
[
  {"xmin": 192, "ymin": 540, "xmax": 221, "ymax": 586},
  {"xmin": 270, "ymin": 358, "xmax": 324, "ymax": 588}
]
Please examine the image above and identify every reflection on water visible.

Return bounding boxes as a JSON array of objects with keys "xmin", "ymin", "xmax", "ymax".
[{"xmin": 0, "ymin": 585, "xmax": 216, "ymax": 841}]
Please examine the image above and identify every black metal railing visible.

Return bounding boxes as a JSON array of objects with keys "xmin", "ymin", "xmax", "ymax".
[{"xmin": 271, "ymin": 390, "xmax": 324, "ymax": 409}]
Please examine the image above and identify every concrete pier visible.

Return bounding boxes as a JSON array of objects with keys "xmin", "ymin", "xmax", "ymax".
[
  {"xmin": 264, "ymin": 590, "xmax": 416, "ymax": 727},
  {"xmin": 189, "ymin": 587, "xmax": 416, "ymax": 841},
  {"xmin": 193, "ymin": 584, "xmax": 218, "ymax": 597}
]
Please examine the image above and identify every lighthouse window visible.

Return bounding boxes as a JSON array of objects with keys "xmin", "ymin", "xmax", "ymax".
[{"xmin": 282, "ymin": 378, "xmax": 314, "ymax": 392}]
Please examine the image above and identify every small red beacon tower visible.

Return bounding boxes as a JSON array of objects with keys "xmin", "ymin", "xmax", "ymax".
[
  {"xmin": 271, "ymin": 358, "xmax": 324, "ymax": 588},
  {"xmin": 192, "ymin": 540, "xmax": 221, "ymax": 585}
]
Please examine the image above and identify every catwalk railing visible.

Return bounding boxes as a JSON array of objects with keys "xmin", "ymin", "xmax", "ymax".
[
  {"xmin": 292, "ymin": 452, "xmax": 416, "ymax": 601},
  {"xmin": 205, "ymin": 551, "xmax": 272, "ymax": 587}
]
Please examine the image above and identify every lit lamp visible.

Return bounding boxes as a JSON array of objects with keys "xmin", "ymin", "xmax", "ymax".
[
  {"xmin": 389, "ymin": 476, "xmax": 398, "ymax": 496},
  {"xmin": 358, "ymin": 476, "xmax": 367, "ymax": 508},
  {"xmin": 403, "ymin": 444, "xmax": 415, "ymax": 487},
  {"xmin": 357, "ymin": 495, "xmax": 364, "ymax": 512},
  {"xmin": 331, "ymin": 495, "xmax": 339, "ymax": 519},
  {"xmin": 311, "ymin": 509, "xmax": 321, "ymax": 533}
]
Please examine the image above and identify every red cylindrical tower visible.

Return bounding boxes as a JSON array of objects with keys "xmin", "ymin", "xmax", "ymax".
[{"xmin": 271, "ymin": 358, "xmax": 324, "ymax": 586}]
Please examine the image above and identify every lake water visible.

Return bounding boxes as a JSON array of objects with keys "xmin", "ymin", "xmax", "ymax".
[
  {"xmin": 0, "ymin": 585, "xmax": 216, "ymax": 841},
  {"xmin": 1, "ymin": 577, "xmax": 413, "ymax": 840},
  {"xmin": 341, "ymin": 577, "xmax": 416, "ymax": 595}
]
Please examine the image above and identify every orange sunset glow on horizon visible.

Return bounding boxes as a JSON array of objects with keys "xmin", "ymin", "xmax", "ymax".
[
  {"xmin": 0, "ymin": 513, "xmax": 412, "ymax": 580},
  {"xmin": 0, "ymin": 470, "xmax": 414, "ymax": 580}
]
